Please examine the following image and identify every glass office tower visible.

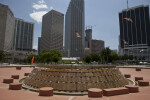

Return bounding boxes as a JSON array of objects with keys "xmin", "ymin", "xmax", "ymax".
[
  {"xmin": 119, "ymin": 5, "xmax": 150, "ymax": 60},
  {"xmin": 65, "ymin": 0, "xmax": 85, "ymax": 59},
  {"xmin": 13, "ymin": 18, "xmax": 34, "ymax": 51}
]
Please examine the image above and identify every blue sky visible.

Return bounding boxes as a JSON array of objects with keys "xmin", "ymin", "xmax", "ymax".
[{"xmin": 0, "ymin": 0, "xmax": 150, "ymax": 50}]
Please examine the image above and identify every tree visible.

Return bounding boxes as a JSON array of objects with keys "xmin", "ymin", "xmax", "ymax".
[
  {"xmin": 0, "ymin": 50, "xmax": 5, "ymax": 62},
  {"xmin": 51, "ymin": 50, "xmax": 62, "ymax": 63},
  {"xmin": 38, "ymin": 50, "xmax": 62, "ymax": 64},
  {"xmin": 110, "ymin": 51, "xmax": 118, "ymax": 62},
  {"xmin": 121, "ymin": 54, "xmax": 128, "ymax": 60},
  {"xmin": 90, "ymin": 54, "xmax": 101, "ymax": 62},
  {"xmin": 128, "ymin": 55, "xmax": 133, "ymax": 60},
  {"xmin": 84, "ymin": 55, "xmax": 92, "ymax": 64},
  {"xmin": 101, "ymin": 47, "xmax": 111, "ymax": 63}
]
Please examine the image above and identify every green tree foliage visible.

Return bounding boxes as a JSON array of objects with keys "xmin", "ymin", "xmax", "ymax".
[
  {"xmin": 0, "ymin": 50, "xmax": 5, "ymax": 62},
  {"xmin": 83, "ymin": 53, "xmax": 101, "ymax": 64},
  {"xmin": 84, "ymin": 47, "xmax": 119, "ymax": 64},
  {"xmin": 90, "ymin": 54, "xmax": 101, "ymax": 62},
  {"xmin": 51, "ymin": 50, "xmax": 62, "ymax": 63},
  {"xmin": 110, "ymin": 51, "xmax": 118, "ymax": 62},
  {"xmin": 128, "ymin": 55, "xmax": 134, "ymax": 60},
  {"xmin": 83, "ymin": 55, "xmax": 92, "ymax": 64},
  {"xmin": 39, "ymin": 50, "xmax": 62, "ymax": 64},
  {"xmin": 101, "ymin": 47, "xmax": 111, "ymax": 63}
]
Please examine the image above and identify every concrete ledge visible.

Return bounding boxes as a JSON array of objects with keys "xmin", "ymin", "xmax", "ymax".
[
  {"xmin": 124, "ymin": 74, "xmax": 131, "ymax": 78},
  {"xmin": 9, "ymin": 83, "xmax": 22, "ymax": 90},
  {"xmin": 16, "ymin": 67, "xmax": 21, "ymax": 70},
  {"xmin": 3, "ymin": 78, "xmax": 14, "ymax": 84},
  {"xmin": 88, "ymin": 88, "xmax": 103, "ymax": 98},
  {"xmin": 24, "ymin": 73, "xmax": 30, "ymax": 76},
  {"xmin": 136, "ymin": 68, "xmax": 141, "ymax": 71},
  {"xmin": 135, "ymin": 77, "xmax": 143, "ymax": 81},
  {"xmin": 138, "ymin": 80, "xmax": 149, "ymax": 86},
  {"xmin": 103, "ymin": 87, "xmax": 129, "ymax": 96},
  {"xmin": 11, "ymin": 75, "xmax": 19, "ymax": 79},
  {"xmin": 39, "ymin": 87, "xmax": 53, "ymax": 96},
  {"xmin": 125, "ymin": 85, "xmax": 139, "ymax": 93}
]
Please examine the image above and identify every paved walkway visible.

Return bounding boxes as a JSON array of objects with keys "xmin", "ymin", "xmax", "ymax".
[{"xmin": 0, "ymin": 67, "xmax": 150, "ymax": 100}]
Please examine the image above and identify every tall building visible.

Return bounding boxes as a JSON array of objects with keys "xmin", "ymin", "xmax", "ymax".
[
  {"xmin": 40, "ymin": 10, "xmax": 64, "ymax": 52},
  {"xmin": 119, "ymin": 5, "xmax": 150, "ymax": 60},
  {"xmin": 38, "ymin": 37, "xmax": 41, "ymax": 54},
  {"xmin": 65, "ymin": 0, "xmax": 85, "ymax": 59},
  {"xmin": 0, "ymin": 3, "xmax": 15, "ymax": 51},
  {"xmin": 85, "ymin": 29, "xmax": 92, "ymax": 48},
  {"xmin": 13, "ymin": 18, "xmax": 34, "ymax": 51},
  {"xmin": 90, "ymin": 40, "xmax": 104, "ymax": 54}
]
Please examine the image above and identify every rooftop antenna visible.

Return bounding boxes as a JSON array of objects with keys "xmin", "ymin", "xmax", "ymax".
[{"xmin": 127, "ymin": 0, "xmax": 128, "ymax": 9}]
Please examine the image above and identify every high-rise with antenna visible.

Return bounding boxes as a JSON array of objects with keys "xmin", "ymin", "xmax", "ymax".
[
  {"xmin": 127, "ymin": 0, "xmax": 128, "ymax": 9},
  {"xmin": 119, "ymin": 5, "xmax": 150, "ymax": 60}
]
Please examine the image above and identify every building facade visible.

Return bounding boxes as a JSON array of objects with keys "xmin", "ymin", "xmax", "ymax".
[
  {"xmin": 65, "ymin": 0, "xmax": 85, "ymax": 59},
  {"xmin": 85, "ymin": 29, "xmax": 92, "ymax": 48},
  {"xmin": 38, "ymin": 37, "xmax": 41, "ymax": 54},
  {"xmin": 40, "ymin": 10, "xmax": 64, "ymax": 52},
  {"xmin": 13, "ymin": 18, "xmax": 34, "ymax": 51},
  {"xmin": 0, "ymin": 3, "xmax": 15, "ymax": 51},
  {"xmin": 119, "ymin": 5, "xmax": 150, "ymax": 60},
  {"xmin": 90, "ymin": 40, "xmax": 104, "ymax": 54}
]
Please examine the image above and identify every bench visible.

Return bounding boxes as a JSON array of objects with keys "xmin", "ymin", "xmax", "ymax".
[
  {"xmin": 125, "ymin": 85, "xmax": 139, "ymax": 93},
  {"xmin": 3, "ymin": 78, "xmax": 14, "ymax": 84},
  {"xmin": 124, "ymin": 74, "xmax": 131, "ymax": 78},
  {"xmin": 24, "ymin": 73, "xmax": 30, "ymax": 76},
  {"xmin": 88, "ymin": 88, "xmax": 103, "ymax": 97},
  {"xmin": 11, "ymin": 75, "xmax": 19, "ymax": 79},
  {"xmin": 135, "ymin": 77, "xmax": 143, "ymax": 81},
  {"xmin": 16, "ymin": 67, "xmax": 21, "ymax": 70},
  {"xmin": 9, "ymin": 83, "xmax": 22, "ymax": 90},
  {"xmin": 136, "ymin": 68, "xmax": 141, "ymax": 71},
  {"xmin": 103, "ymin": 87, "xmax": 129, "ymax": 96},
  {"xmin": 39, "ymin": 87, "xmax": 53, "ymax": 96},
  {"xmin": 138, "ymin": 80, "xmax": 149, "ymax": 86}
]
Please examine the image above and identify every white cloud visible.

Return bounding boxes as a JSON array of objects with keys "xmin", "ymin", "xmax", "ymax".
[
  {"xmin": 29, "ymin": 11, "xmax": 48, "ymax": 23},
  {"xmin": 32, "ymin": 3, "xmax": 48, "ymax": 10},
  {"xmin": 30, "ymin": 0, "xmax": 54, "ymax": 23},
  {"xmin": 32, "ymin": 0, "xmax": 48, "ymax": 10}
]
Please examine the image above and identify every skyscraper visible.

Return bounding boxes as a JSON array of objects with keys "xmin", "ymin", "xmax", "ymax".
[
  {"xmin": 0, "ymin": 3, "xmax": 15, "ymax": 51},
  {"xmin": 119, "ymin": 5, "xmax": 150, "ymax": 60},
  {"xmin": 65, "ymin": 0, "xmax": 85, "ymax": 59},
  {"xmin": 13, "ymin": 18, "xmax": 34, "ymax": 51},
  {"xmin": 40, "ymin": 10, "xmax": 64, "ymax": 52},
  {"xmin": 85, "ymin": 29, "xmax": 92, "ymax": 48},
  {"xmin": 38, "ymin": 37, "xmax": 41, "ymax": 54}
]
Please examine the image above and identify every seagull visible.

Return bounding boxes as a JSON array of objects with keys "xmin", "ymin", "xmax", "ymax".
[
  {"xmin": 123, "ymin": 18, "xmax": 134, "ymax": 23},
  {"xmin": 122, "ymin": 39, "xmax": 129, "ymax": 45},
  {"xmin": 140, "ymin": 49, "xmax": 144, "ymax": 52},
  {"xmin": 75, "ymin": 31, "xmax": 82, "ymax": 38}
]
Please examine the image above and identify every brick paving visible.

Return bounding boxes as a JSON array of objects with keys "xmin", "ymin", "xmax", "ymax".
[{"xmin": 0, "ymin": 67, "xmax": 150, "ymax": 100}]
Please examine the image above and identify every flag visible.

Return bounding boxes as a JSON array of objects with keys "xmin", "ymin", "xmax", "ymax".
[{"xmin": 31, "ymin": 56, "xmax": 34, "ymax": 64}]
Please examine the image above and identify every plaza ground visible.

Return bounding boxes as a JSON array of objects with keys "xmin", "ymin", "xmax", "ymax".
[{"xmin": 0, "ymin": 66, "xmax": 150, "ymax": 100}]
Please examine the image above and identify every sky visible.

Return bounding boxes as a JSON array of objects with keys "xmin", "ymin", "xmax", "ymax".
[{"xmin": 0, "ymin": 0, "xmax": 150, "ymax": 51}]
